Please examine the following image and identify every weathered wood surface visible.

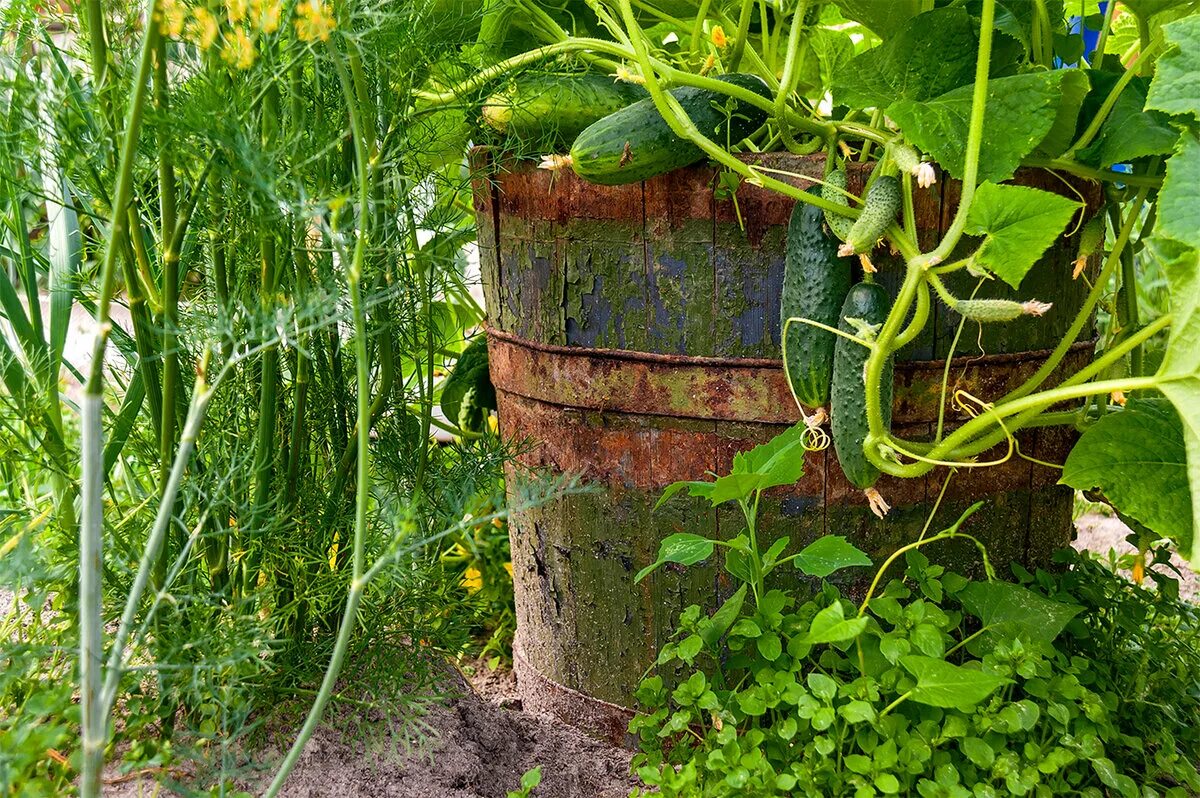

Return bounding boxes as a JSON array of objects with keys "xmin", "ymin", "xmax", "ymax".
[{"xmin": 471, "ymin": 149, "xmax": 1103, "ymax": 744}]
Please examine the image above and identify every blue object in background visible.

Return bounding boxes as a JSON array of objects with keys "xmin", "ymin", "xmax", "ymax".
[{"xmin": 1060, "ymin": 1, "xmax": 1105, "ymax": 68}]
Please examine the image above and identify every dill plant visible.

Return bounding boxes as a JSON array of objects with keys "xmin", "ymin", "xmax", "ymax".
[{"xmin": 0, "ymin": 0, "xmax": 553, "ymax": 794}]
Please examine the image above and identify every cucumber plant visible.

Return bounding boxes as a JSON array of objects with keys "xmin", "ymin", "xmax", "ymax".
[{"xmin": 419, "ymin": 0, "xmax": 1197, "ymax": 571}]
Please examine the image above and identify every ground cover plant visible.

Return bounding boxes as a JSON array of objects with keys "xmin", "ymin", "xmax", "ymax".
[{"xmin": 633, "ymin": 426, "xmax": 1200, "ymax": 797}]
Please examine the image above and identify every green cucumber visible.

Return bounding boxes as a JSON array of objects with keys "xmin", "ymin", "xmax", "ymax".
[
  {"xmin": 831, "ymin": 282, "xmax": 893, "ymax": 491},
  {"xmin": 441, "ymin": 333, "xmax": 496, "ymax": 432},
  {"xmin": 569, "ymin": 73, "xmax": 772, "ymax": 185},
  {"xmin": 841, "ymin": 175, "xmax": 901, "ymax": 255},
  {"xmin": 482, "ymin": 73, "xmax": 648, "ymax": 151},
  {"xmin": 821, "ymin": 169, "xmax": 855, "ymax": 242},
  {"xmin": 782, "ymin": 186, "xmax": 854, "ymax": 409}
]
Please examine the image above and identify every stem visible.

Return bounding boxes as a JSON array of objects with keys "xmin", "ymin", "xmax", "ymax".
[
  {"xmin": 774, "ymin": 1, "xmax": 810, "ymax": 154},
  {"xmin": 1093, "ymin": 0, "xmax": 1117, "ymax": 62},
  {"xmin": 1021, "ymin": 157, "xmax": 1163, "ymax": 188},
  {"xmin": 99, "ymin": 352, "xmax": 217, "ymax": 723},
  {"xmin": 858, "ymin": 528, "xmax": 986, "ymax": 616},
  {"xmin": 264, "ymin": 45, "xmax": 373, "ymax": 797},
  {"xmin": 878, "ymin": 691, "xmax": 912, "ymax": 719},
  {"xmin": 78, "ymin": 8, "xmax": 161, "ymax": 795},
  {"xmin": 78, "ymin": 396, "xmax": 104, "ymax": 798},
  {"xmin": 912, "ymin": 0, "xmax": 995, "ymax": 270},
  {"xmin": 727, "ymin": 0, "xmax": 756, "ymax": 71},
  {"xmin": 1064, "ymin": 40, "xmax": 1162, "ymax": 160},
  {"xmin": 1005, "ymin": 183, "xmax": 1151, "ymax": 403}
]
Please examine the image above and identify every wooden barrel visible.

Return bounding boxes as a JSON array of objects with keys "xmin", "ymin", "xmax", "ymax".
[{"xmin": 470, "ymin": 150, "xmax": 1101, "ymax": 744}]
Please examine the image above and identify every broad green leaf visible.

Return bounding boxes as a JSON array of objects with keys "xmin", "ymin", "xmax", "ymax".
[
  {"xmin": 1146, "ymin": 237, "xmax": 1200, "ymax": 560},
  {"xmin": 1061, "ymin": 399, "xmax": 1192, "ymax": 548},
  {"xmin": 1033, "ymin": 69, "xmax": 1092, "ymax": 159},
  {"xmin": 993, "ymin": 0, "xmax": 1066, "ymax": 54},
  {"xmin": 654, "ymin": 479, "xmax": 710, "ymax": 510},
  {"xmin": 731, "ymin": 422, "xmax": 808, "ymax": 489},
  {"xmin": 635, "ymin": 532, "xmax": 715, "ymax": 582},
  {"xmin": 835, "ymin": 0, "xmax": 923, "ymax": 39},
  {"xmin": 834, "ymin": 7, "xmax": 977, "ymax": 108},
  {"xmin": 1145, "ymin": 15, "xmax": 1200, "ymax": 117},
  {"xmin": 807, "ymin": 672, "xmax": 838, "ymax": 701},
  {"xmin": 706, "ymin": 472, "xmax": 772, "ymax": 505},
  {"xmin": 889, "ymin": 71, "xmax": 1080, "ymax": 183},
  {"xmin": 810, "ymin": 28, "xmax": 856, "ymax": 93},
  {"xmin": 957, "ymin": 580, "xmax": 1082, "ymax": 646},
  {"xmin": 963, "ymin": 182, "xmax": 1082, "ymax": 289},
  {"xmin": 1124, "ymin": 0, "xmax": 1197, "ymax": 18},
  {"xmin": 701, "ymin": 584, "xmax": 746, "ymax": 648},
  {"xmin": 792, "ymin": 535, "xmax": 872, "ymax": 578},
  {"xmin": 1078, "ymin": 74, "xmax": 1178, "ymax": 166},
  {"xmin": 1154, "ymin": 133, "xmax": 1200, "ymax": 250},
  {"xmin": 900, "ymin": 655, "xmax": 1009, "ymax": 708},
  {"xmin": 804, "ymin": 602, "xmax": 870, "ymax": 644}
]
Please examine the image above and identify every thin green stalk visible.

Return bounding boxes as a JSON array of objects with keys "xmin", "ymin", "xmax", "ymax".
[
  {"xmin": 727, "ymin": 0, "xmax": 756, "ymax": 71},
  {"xmin": 1021, "ymin": 157, "xmax": 1163, "ymax": 188},
  {"xmin": 264, "ymin": 46, "xmax": 373, "ymax": 797},
  {"xmin": 1003, "ymin": 183, "xmax": 1151, "ymax": 403},
  {"xmin": 1117, "ymin": 213, "xmax": 1143, "ymax": 377},
  {"xmin": 99, "ymin": 350, "xmax": 219, "ymax": 717},
  {"xmin": 862, "ymin": 0, "xmax": 996, "ymax": 462},
  {"xmin": 78, "ymin": 395, "xmax": 104, "ymax": 798},
  {"xmin": 78, "ymin": 8, "xmax": 161, "ymax": 795},
  {"xmin": 1064, "ymin": 40, "xmax": 1161, "ymax": 160},
  {"xmin": 911, "ymin": 0, "xmax": 996, "ymax": 270},
  {"xmin": 1093, "ymin": 0, "xmax": 1117, "ymax": 62},
  {"xmin": 690, "ymin": 0, "xmax": 715, "ymax": 55},
  {"xmin": 774, "ymin": 0, "xmax": 810, "ymax": 154}
]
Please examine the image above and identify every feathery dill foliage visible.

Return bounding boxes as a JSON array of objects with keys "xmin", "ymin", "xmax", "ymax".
[{"xmin": 0, "ymin": 0, "xmax": 544, "ymax": 793}]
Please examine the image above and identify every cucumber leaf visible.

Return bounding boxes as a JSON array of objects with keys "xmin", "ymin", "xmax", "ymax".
[
  {"xmin": 888, "ymin": 70, "xmax": 1080, "ymax": 183},
  {"xmin": 963, "ymin": 182, "xmax": 1082, "ymax": 289},
  {"xmin": 958, "ymin": 580, "xmax": 1082, "ymax": 649},
  {"xmin": 833, "ymin": 7, "xmax": 978, "ymax": 108},
  {"xmin": 834, "ymin": 0, "xmax": 923, "ymax": 40},
  {"xmin": 1153, "ymin": 132, "xmax": 1200, "ymax": 251},
  {"xmin": 1146, "ymin": 14, "xmax": 1200, "ymax": 117},
  {"xmin": 1061, "ymin": 399, "xmax": 1192, "ymax": 552},
  {"xmin": 1142, "ymin": 14, "xmax": 1200, "ymax": 115},
  {"xmin": 792, "ymin": 535, "xmax": 872, "ymax": 578},
  {"xmin": 1077, "ymin": 75, "xmax": 1179, "ymax": 167},
  {"xmin": 1144, "ymin": 237, "xmax": 1200, "ymax": 561},
  {"xmin": 901, "ymin": 656, "xmax": 1009, "ymax": 709}
]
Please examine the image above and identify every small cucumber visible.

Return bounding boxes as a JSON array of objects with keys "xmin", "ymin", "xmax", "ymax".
[
  {"xmin": 441, "ymin": 333, "xmax": 496, "ymax": 431},
  {"xmin": 782, "ymin": 186, "xmax": 854, "ymax": 409},
  {"xmin": 570, "ymin": 73, "xmax": 772, "ymax": 185},
  {"xmin": 841, "ymin": 175, "xmax": 901, "ymax": 255},
  {"xmin": 821, "ymin": 169, "xmax": 855, "ymax": 242},
  {"xmin": 482, "ymin": 73, "xmax": 648, "ymax": 152},
  {"xmin": 831, "ymin": 282, "xmax": 893, "ymax": 491}
]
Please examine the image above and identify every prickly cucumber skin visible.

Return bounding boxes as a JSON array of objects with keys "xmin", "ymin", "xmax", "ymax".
[
  {"xmin": 831, "ymin": 283, "xmax": 893, "ymax": 491},
  {"xmin": 844, "ymin": 175, "xmax": 901, "ymax": 254},
  {"xmin": 782, "ymin": 186, "xmax": 854, "ymax": 408},
  {"xmin": 956, "ymin": 298, "xmax": 1026, "ymax": 323},
  {"xmin": 822, "ymin": 170, "xmax": 855, "ymax": 242},
  {"xmin": 482, "ymin": 74, "xmax": 648, "ymax": 152},
  {"xmin": 569, "ymin": 73, "xmax": 772, "ymax": 186}
]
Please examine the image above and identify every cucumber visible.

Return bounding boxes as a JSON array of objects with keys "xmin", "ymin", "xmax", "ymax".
[
  {"xmin": 782, "ymin": 186, "xmax": 854, "ymax": 409},
  {"xmin": 569, "ymin": 73, "xmax": 772, "ymax": 185},
  {"xmin": 482, "ymin": 73, "xmax": 648, "ymax": 152},
  {"xmin": 831, "ymin": 282, "xmax": 893, "ymax": 491},
  {"xmin": 441, "ymin": 333, "xmax": 496, "ymax": 432},
  {"xmin": 841, "ymin": 175, "xmax": 901, "ymax": 255},
  {"xmin": 821, "ymin": 169, "xmax": 855, "ymax": 242}
]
